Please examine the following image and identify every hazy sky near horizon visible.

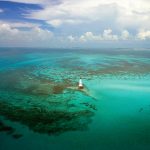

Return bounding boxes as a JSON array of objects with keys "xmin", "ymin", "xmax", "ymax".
[{"xmin": 0, "ymin": 0, "xmax": 150, "ymax": 47}]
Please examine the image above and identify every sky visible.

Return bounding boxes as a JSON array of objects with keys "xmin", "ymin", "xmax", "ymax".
[{"xmin": 0, "ymin": 0, "xmax": 150, "ymax": 48}]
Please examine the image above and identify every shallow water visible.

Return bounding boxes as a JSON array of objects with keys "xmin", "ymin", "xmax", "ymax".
[{"xmin": 0, "ymin": 48, "xmax": 150, "ymax": 150}]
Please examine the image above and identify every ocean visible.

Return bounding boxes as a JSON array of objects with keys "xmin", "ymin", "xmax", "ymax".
[{"xmin": 0, "ymin": 47, "xmax": 150, "ymax": 150}]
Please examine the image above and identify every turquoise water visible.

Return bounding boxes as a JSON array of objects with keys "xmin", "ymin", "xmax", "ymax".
[{"xmin": 0, "ymin": 48, "xmax": 150, "ymax": 150}]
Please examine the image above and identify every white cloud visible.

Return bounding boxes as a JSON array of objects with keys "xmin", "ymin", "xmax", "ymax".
[
  {"xmin": 121, "ymin": 30, "xmax": 130, "ymax": 40},
  {"xmin": 68, "ymin": 28, "xmax": 150, "ymax": 42},
  {"xmin": 0, "ymin": 21, "xmax": 40, "ymax": 28},
  {"xmin": 2, "ymin": 0, "xmax": 150, "ymax": 31},
  {"xmin": 103, "ymin": 29, "xmax": 118, "ymax": 40},
  {"xmin": 0, "ymin": 22, "xmax": 149, "ymax": 47},
  {"xmin": 47, "ymin": 19, "xmax": 62, "ymax": 27},
  {"xmin": 137, "ymin": 30, "xmax": 150, "ymax": 40},
  {"xmin": 78, "ymin": 29, "xmax": 119, "ymax": 42},
  {"xmin": 22, "ymin": 0, "xmax": 150, "ymax": 30},
  {"xmin": 82, "ymin": 32, "xmax": 100, "ymax": 41},
  {"xmin": 74, "ymin": 29, "xmax": 150, "ymax": 42},
  {"xmin": 47, "ymin": 19, "xmax": 82, "ymax": 27},
  {"xmin": 3, "ymin": 0, "xmax": 150, "ymax": 43},
  {"xmin": 0, "ymin": 23, "xmax": 53, "ymax": 45}
]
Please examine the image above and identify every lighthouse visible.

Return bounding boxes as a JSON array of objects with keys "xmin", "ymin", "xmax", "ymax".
[{"xmin": 78, "ymin": 78, "xmax": 84, "ymax": 89}]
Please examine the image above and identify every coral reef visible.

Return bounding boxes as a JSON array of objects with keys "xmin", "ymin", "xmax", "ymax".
[{"xmin": 0, "ymin": 101, "xmax": 94, "ymax": 135}]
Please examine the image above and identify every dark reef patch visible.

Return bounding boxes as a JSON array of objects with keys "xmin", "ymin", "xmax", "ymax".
[
  {"xmin": 0, "ymin": 120, "xmax": 15, "ymax": 134},
  {"xmin": 0, "ymin": 68, "xmax": 75, "ymax": 96},
  {"xmin": 0, "ymin": 120, "xmax": 23, "ymax": 139},
  {"xmin": 12, "ymin": 133, "xmax": 23, "ymax": 139},
  {"xmin": 0, "ymin": 101, "xmax": 94, "ymax": 135}
]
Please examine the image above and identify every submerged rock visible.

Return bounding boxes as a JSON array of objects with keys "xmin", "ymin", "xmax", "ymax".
[
  {"xmin": 12, "ymin": 133, "xmax": 23, "ymax": 139},
  {"xmin": 0, "ymin": 121, "xmax": 15, "ymax": 133},
  {"xmin": 0, "ymin": 120, "xmax": 17, "ymax": 137},
  {"xmin": 139, "ymin": 108, "xmax": 143, "ymax": 112}
]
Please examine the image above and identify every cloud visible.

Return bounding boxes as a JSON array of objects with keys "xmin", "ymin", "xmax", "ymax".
[
  {"xmin": 121, "ymin": 30, "xmax": 131, "ymax": 40},
  {"xmin": 68, "ymin": 29, "xmax": 150, "ymax": 42},
  {"xmin": 137, "ymin": 30, "xmax": 150, "ymax": 40},
  {"xmin": 0, "ymin": 23, "xmax": 53, "ymax": 46},
  {"xmin": 1, "ymin": 1, "xmax": 150, "ymax": 41},
  {"xmin": 26, "ymin": 1, "xmax": 119, "ymax": 27},
  {"xmin": 0, "ymin": 0, "xmax": 149, "ymax": 47},
  {"xmin": 67, "ymin": 35, "xmax": 75, "ymax": 42},
  {"xmin": 0, "ymin": 21, "xmax": 40, "ymax": 28},
  {"xmin": 21, "ymin": 0, "xmax": 150, "ymax": 31},
  {"xmin": 0, "ymin": 22, "xmax": 149, "ymax": 47},
  {"xmin": 46, "ymin": 19, "xmax": 82, "ymax": 27},
  {"xmin": 79, "ymin": 29, "xmax": 119, "ymax": 42},
  {"xmin": 47, "ymin": 19, "xmax": 62, "ymax": 27},
  {"xmin": 103, "ymin": 29, "xmax": 118, "ymax": 40}
]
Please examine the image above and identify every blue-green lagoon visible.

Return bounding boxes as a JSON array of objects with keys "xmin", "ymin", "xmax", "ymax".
[{"xmin": 0, "ymin": 48, "xmax": 150, "ymax": 150}]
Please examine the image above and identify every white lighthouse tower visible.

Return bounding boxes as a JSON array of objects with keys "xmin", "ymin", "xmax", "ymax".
[{"xmin": 78, "ymin": 78, "xmax": 84, "ymax": 89}]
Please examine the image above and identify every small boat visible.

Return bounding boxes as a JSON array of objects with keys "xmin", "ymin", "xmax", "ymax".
[{"xmin": 78, "ymin": 78, "xmax": 84, "ymax": 89}]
